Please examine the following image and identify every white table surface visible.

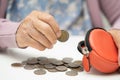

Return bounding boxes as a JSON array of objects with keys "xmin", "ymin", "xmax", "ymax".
[{"xmin": 0, "ymin": 36, "xmax": 120, "ymax": 80}]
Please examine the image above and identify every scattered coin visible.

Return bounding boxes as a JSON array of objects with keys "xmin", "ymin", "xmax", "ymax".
[
  {"xmin": 66, "ymin": 70, "xmax": 78, "ymax": 76},
  {"xmin": 58, "ymin": 30, "xmax": 69, "ymax": 42},
  {"xmin": 47, "ymin": 68, "xmax": 58, "ymax": 72},
  {"xmin": 62, "ymin": 57, "xmax": 73, "ymax": 64},
  {"xmin": 68, "ymin": 62, "xmax": 80, "ymax": 68},
  {"xmin": 37, "ymin": 57, "xmax": 48, "ymax": 61},
  {"xmin": 34, "ymin": 69, "xmax": 46, "ymax": 75},
  {"xmin": 73, "ymin": 60, "xmax": 82, "ymax": 65},
  {"xmin": 11, "ymin": 56, "xmax": 84, "ymax": 76},
  {"xmin": 38, "ymin": 59, "xmax": 51, "ymax": 65},
  {"xmin": 34, "ymin": 64, "xmax": 44, "ymax": 68},
  {"xmin": 48, "ymin": 58, "xmax": 57, "ymax": 63},
  {"xmin": 64, "ymin": 63, "xmax": 69, "ymax": 67},
  {"xmin": 71, "ymin": 66, "xmax": 84, "ymax": 72},
  {"xmin": 27, "ymin": 58, "xmax": 38, "ymax": 65},
  {"xmin": 56, "ymin": 66, "xmax": 67, "ymax": 72},
  {"xmin": 11, "ymin": 63, "xmax": 23, "ymax": 67},
  {"xmin": 44, "ymin": 64, "xmax": 55, "ymax": 69},
  {"xmin": 24, "ymin": 65, "xmax": 35, "ymax": 70},
  {"xmin": 51, "ymin": 60, "xmax": 64, "ymax": 66}
]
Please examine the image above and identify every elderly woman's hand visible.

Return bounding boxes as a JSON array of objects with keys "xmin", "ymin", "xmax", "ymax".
[
  {"xmin": 108, "ymin": 29, "xmax": 120, "ymax": 66},
  {"xmin": 16, "ymin": 10, "xmax": 61, "ymax": 51}
]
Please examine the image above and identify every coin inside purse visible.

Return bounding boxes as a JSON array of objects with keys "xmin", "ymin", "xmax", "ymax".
[{"xmin": 78, "ymin": 28, "xmax": 119, "ymax": 73}]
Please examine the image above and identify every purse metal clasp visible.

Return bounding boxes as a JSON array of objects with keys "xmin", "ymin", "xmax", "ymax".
[{"xmin": 77, "ymin": 41, "xmax": 89, "ymax": 57}]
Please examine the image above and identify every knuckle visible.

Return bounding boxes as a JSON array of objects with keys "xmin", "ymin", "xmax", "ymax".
[
  {"xmin": 42, "ymin": 24, "xmax": 50, "ymax": 31},
  {"xmin": 45, "ymin": 14, "xmax": 53, "ymax": 21}
]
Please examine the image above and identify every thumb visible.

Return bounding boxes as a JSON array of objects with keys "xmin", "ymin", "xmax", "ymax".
[{"xmin": 108, "ymin": 29, "xmax": 120, "ymax": 66}]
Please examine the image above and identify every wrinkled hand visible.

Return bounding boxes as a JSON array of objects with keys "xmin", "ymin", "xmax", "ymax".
[
  {"xmin": 16, "ymin": 10, "xmax": 61, "ymax": 51},
  {"xmin": 108, "ymin": 29, "xmax": 120, "ymax": 66}
]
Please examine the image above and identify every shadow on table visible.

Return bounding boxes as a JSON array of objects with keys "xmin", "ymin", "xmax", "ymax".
[
  {"xmin": 86, "ymin": 67, "xmax": 120, "ymax": 76},
  {"xmin": 0, "ymin": 48, "xmax": 36, "ymax": 61}
]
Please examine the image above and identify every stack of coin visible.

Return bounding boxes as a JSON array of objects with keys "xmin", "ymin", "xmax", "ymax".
[{"xmin": 11, "ymin": 57, "xmax": 84, "ymax": 76}]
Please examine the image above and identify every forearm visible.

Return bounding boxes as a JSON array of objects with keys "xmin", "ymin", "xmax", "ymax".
[
  {"xmin": 0, "ymin": 0, "xmax": 8, "ymax": 18},
  {"xmin": 86, "ymin": 0, "xmax": 103, "ymax": 28},
  {"xmin": 99, "ymin": 0, "xmax": 120, "ymax": 26},
  {"xmin": 0, "ymin": 18, "xmax": 20, "ymax": 49}
]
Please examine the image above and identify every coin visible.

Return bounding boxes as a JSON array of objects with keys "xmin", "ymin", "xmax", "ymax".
[
  {"xmin": 64, "ymin": 63, "xmax": 69, "ymax": 67},
  {"xmin": 44, "ymin": 64, "xmax": 55, "ymax": 69},
  {"xmin": 51, "ymin": 60, "xmax": 64, "ymax": 66},
  {"xmin": 47, "ymin": 68, "xmax": 58, "ymax": 72},
  {"xmin": 37, "ymin": 57, "xmax": 48, "ymax": 61},
  {"xmin": 56, "ymin": 66, "xmax": 67, "ymax": 71},
  {"xmin": 71, "ymin": 67, "xmax": 84, "ymax": 72},
  {"xmin": 68, "ymin": 62, "xmax": 80, "ymax": 68},
  {"xmin": 65, "ymin": 70, "xmax": 78, "ymax": 76},
  {"xmin": 27, "ymin": 58, "xmax": 38, "ymax": 65},
  {"xmin": 38, "ymin": 59, "xmax": 51, "ymax": 65},
  {"xmin": 48, "ymin": 58, "xmax": 57, "ymax": 63},
  {"xmin": 34, "ymin": 64, "xmax": 44, "ymax": 68},
  {"xmin": 73, "ymin": 60, "xmax": 82, "ymax": 65},
  {"xmin": 34, "ymin": 69, "xmax": 46, "ymax": 75},
  {"xmin": 11, "ymin": 63, "xmax": 23, "ymax": 67},
  {"xmin": 58, "ymin": 30, "xmax": 69, "ymax": 42},
  {"xmin": 62, "ymin": 57, "xmax": 73, "ymax": 64},
  {"xmin": 24, "ymin": 65, "xmax": 36, "ymax": 70}
]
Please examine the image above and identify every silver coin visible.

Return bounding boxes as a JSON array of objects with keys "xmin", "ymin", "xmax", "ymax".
[
  {"xmin": 66, "ymin": 70, "xmax": 78, "ymax": 76},
  {"xmin": 44, "ymin": 64, "xmax": 55, "ymax": 69},
  {"xmin": 56, "ymin": 66, "xmax": 67, "ymax": 71},
  {"xmin": 24, "ymin": 65, "xmax": 36, "ymax": 70},
  {"xmin": 71, "ymin": 67, "xmax": 84, "ymax": 72},
  {"xmin": 58, "ymin": 30, "xmax": 69, "ymax": 42},
  {"xmin": 34, "ymin": 69, "xmax": 46, "ymax": 75},
  {"xmin": 37, "ymin": 57, "xmax": 48, "ymax": 61},
  {"xmin": 51, "ymin": 60, "xmax": 64, "ymax": 66},
  {"xmin": 62, "ymin": 57, "xmax": 73, "ymax": 64},
  {"xmin": 38, "ymin": 59, "xmax": 51, "ymax": 65},
  {"xmin": 27, "ymin": 58, "xmax": 38, "ymax": 65},
  {"xmin": 48, "ymin": 58, "xmax": 57, "ymax": 63},
  {"xmin": 64, "ymin": 63, "xmax": 69, "ymax": 67},
  {"xmin": 34, "ymin": 64, "xmax": 44, "ymax": 68},
  {"xmin": 73, "ymin": 60, "xmax": 82, "ymax": 65},
  {"xmin": 47, "ymin": 68, "xmax": 58, "ymax": 72},
  {"xmin": 68, "ymin": 62, "xmax": 80, "ymax": 68}
]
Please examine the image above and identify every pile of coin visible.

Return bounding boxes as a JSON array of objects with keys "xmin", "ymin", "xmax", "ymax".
[{"xmin": 11, "ymin": 57, "xmax": 84, "ymax": 76}]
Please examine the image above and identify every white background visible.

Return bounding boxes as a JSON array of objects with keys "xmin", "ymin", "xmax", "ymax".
[{"xmin": 0, "ymin": 36, "xmax": 120, "ymax": 80}]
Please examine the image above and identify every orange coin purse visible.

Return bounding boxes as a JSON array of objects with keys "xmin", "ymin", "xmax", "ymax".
[{"xmin": 77, "ymin": 28, "xmax": 119, "ymax": 73}]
